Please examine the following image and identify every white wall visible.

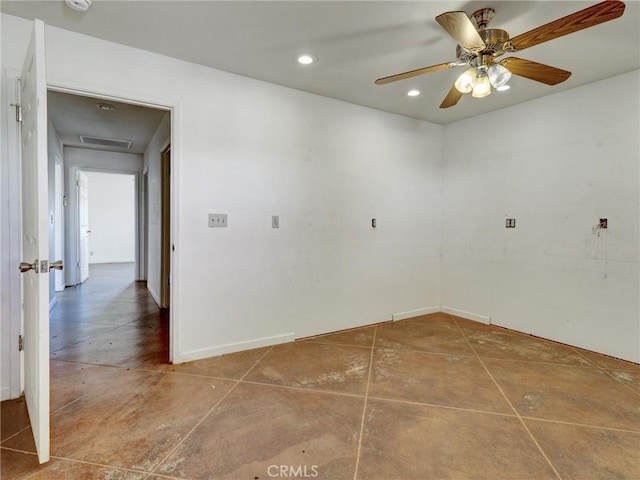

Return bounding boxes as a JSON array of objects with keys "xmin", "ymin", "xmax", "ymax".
[
  {"xmin": 442, "ymin": 70, "xmax": 640, "ymax": 363},
  {"xmin": 63, "ymin": 147, "xmax": 143, "ymax": 286},
  {"xmin": 144, "ymin": 113, "xmax": 170, "ymax": 304},
  {"xmin": 85, "ymin": 171, "xmax": 136, "ymax": 264},
  {"xmin": 35, "ymin": 16, "xmax": 443, "ymax": 361}
]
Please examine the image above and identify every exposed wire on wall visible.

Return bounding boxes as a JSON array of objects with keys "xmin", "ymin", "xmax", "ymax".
[{"xmin": 585, "ymin": 220, "xmax": 610, "ymax": 265}]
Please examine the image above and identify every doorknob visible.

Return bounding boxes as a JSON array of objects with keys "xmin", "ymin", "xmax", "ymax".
[
  {"xmin": 19, "ymin": 260, "xmax": 39, "ymax": 273},
  {"xmin": 50, "ymin": 260, "xmax": 64, "ymax": 271}
]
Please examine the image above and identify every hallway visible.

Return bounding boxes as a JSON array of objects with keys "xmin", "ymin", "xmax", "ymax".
[
  {"xmin": 1, "ymin": 263, "xmax": 639, "ymax": 479},
  {"xmin": 48, "ymin": 263, "xmax": 168, "ymax": 368}
]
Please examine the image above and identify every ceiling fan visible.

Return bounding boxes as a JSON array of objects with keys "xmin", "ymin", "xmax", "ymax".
[{"xmin": 375, "ymin": 1, "xmax": 626, "ymax": 108}]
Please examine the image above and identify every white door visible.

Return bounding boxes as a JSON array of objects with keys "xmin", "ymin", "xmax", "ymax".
[
  {"xmin": 19, "ymin": 19, "xmax": 50, "ymax": 464},
  {"xmin": 78, "ymin": 171, "xmax": 90, "ymax": 283}
]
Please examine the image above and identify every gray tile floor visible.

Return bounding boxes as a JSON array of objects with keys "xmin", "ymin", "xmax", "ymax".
[{"xmin": 1, "ymin": 263, "xmax": 639, "ymax": 479}]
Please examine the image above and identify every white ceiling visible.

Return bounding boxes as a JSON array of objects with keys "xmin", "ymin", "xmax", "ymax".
[
  {"xmin": 3, "ymin": 1, "xmax": 639, "ymax": 126},
  {"xmin": 47, "ymin": 91, "xmax": 167, "ymax": 154}
]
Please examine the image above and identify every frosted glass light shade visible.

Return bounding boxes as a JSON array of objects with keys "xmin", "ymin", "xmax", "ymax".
[
  {"xmin": 472, "ymin": 75, "xmax": 491, "ymax": 98},
  {"xmin": 487, "ymin": 64, "xmax": 511, "ymax": 88},
  {"xmin": 454, "ymin": 68, "xmax": 477, "ymax": 93}
]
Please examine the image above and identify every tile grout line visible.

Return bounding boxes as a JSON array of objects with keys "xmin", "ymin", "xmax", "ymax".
[
  {"xmin": 519, "ymin": 415, "xmax": 640, "ymax": 435},
  {"xmin": 366, "ymin": 395, "xmax": 519, "ymax": 419},
  {"xmin": 599, "ymin": 370, "xmax": 640, "ymax": 398},
  {"xmin": 50, "ymin": 393, "xmax": 88, "ymax": 416},
  {"xmin": 147, "ymin": 378, "xmax": 241, "ymax": 476},
  {"xmin": 239, "ymin": 346, "xmax": 275, "ymax": 381},
  {"xmin": 1, "ymin": 425, "xmax": 33, "ymax": 446},
  {"xmin": 49, "ymin": 325, "xmax": 123, "ymax": 354},
  {"xmin": 0, "ymin": 446, "xmax": 154, "ymax": 477},
  {"xmin": 48, "ymin": 454, "xmax": 152, "ymax": 476},
  {"xmin": 302, "ymin": 339, "xmax": 375, "ymax": 350},
  {"xmin": 569, "ymin": 346, "xmax": 640, "ymax": 399},
  {"xmin": 352, "ymin": 326, "xmax": 378, "ymax": 480},
  {"xmin": 448, "ymin": 314, "xmax": 563, "ymax": 480},
  {"xmin": 239, "ymin": 378, "xmax": 366, "ymax": 400},
  {"xmin": 0, "ymin": 393, "xmax": 90, "ymax": 446},
  {"xmin": 147, "ymin": 346, "xmax": 274, "ymax": 477},
  {"xmin": 0, "ymin": 446, "xmax": 39, "ymax": 455}
]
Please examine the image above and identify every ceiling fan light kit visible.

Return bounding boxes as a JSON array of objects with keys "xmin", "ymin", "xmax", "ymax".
[
  {"xmin": 375, "ymin": 1, "xmax": 626, "ymax": 109},
  {"xmin": 487, "ymin": 64, "xmax": 512, "ymax": 88},
  {"xmin": 471, "ymin": 73, "xmax": 491, "ymax": 98},
  {"xmin": 454, "ymin": 67, "xmax": 476, "ymax": 93}
]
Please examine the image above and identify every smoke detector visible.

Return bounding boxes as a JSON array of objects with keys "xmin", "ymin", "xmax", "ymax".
[{"xmin": 65, "ymin": 0, "xmax": 91, "ymax": 12}]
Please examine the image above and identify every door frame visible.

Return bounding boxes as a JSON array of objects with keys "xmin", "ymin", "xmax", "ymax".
[
  {"xmin": 45, "ymin": 83, "xmax": 179, "ymax": 365},
  {"xmin": 3, "ymin": 74, "xmax": 24, "ymax": 401},
  {"xmin": 160, "ymin": 144, "xmax": 171, "ymax": 308}
]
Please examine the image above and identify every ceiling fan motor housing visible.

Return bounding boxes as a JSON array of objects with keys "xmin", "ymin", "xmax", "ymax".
[{"xmin": 456, "ymin": 28, "xmax": 510, "ymax": 64}]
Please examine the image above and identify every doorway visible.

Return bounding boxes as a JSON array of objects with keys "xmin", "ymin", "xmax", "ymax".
[
  {"xmin": 45, "ymin": 89, "xmax": 173, "ymax": 365},
  {"xmin": 79, "ymin": 171, "xmax": 137, "ymax": 281}
]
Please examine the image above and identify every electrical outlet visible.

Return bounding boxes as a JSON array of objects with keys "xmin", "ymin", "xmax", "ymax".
[
  {"xmin": 208, "ymin": 213, "xmax": 228, "ymax": 228},
  {"xmin": 272, "ymin": 215, "xmax": 280, "ymax": 228},
  {"xmin": 599, "ymin": 218, "xmax": 608, "ymax": 229},
  {"xmin": 506, "ymin": 218, "xmax": 516, "ymax": 228}
]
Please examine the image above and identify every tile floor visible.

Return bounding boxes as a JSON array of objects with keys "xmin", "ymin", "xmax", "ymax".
[{"xmin": 1, "ymin": 263, "xmax": 639, "ymax": 479}]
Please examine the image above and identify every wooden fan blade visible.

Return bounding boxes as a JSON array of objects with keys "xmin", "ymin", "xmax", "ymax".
[
  {"xmin": 440, "ymin": 84, "xmax": 463, "ymax": 108},
  {"xmin": 500, "ymin": 57, "xmax": 571, "ymax": 85},
  {"xmin": 375, "ymin": 62, "xmax": 455, "ymax": 85},
  {"xmin": 436, "ymin": 11, "xmax": 486, "ymax": 51},
  {"xmin": 509, "ymin": 0, "xmax": 625, "ymax": 51}
]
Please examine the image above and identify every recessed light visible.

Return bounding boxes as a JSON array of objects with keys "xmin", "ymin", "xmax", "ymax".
[
  {"xmin": 407, "ymin": 89, "xmax": 421, "ymax": 97},
  {"xmin": 96, "ymin": 103, "xmax": 116, "ymax": 111},
  {"xmin": 496, "ymin": 85, "xmax": 511, "ymax": 92},
  {"xmin": 297, "ymin": 55, "xmax": 314, "ymax": 65}
]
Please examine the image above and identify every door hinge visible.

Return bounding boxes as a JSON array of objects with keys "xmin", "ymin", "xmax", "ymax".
[
  {"xmin": 19, "ymin": 335, "xmax": 24, "ymax": 352},
  {"xmin": 11, "ymin": 103, "xmax": 22, "ymax": 123}
]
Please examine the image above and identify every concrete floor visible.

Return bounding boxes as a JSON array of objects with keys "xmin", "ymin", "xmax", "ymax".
[{"xmin": 1, "ymin": 263, "xmax": 639, "ymax": 479}]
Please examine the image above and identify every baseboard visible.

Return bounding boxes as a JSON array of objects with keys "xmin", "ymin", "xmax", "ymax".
[
  {"xmin": 441, "ymin": 306, "xmax": 491, "ymax": 325},
  {"xmin": 392, "ymin": 306, "xmax": 441, "ymax": 321},
  {"xmin": 49, "ymin": 296, "xmax": 58, "ymax": 312},
  {"xmin": 147, "ymin": 286, "xmax": 160, "ymax": 307},
  {"xmin": 175, "ymin": 332, "xmax": 296, "ymax": 364}
]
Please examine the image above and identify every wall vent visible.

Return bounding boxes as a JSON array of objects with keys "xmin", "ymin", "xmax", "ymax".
[{"xmin": 79, "ymin": 135, "xmax": 132, "ymax": 149}]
